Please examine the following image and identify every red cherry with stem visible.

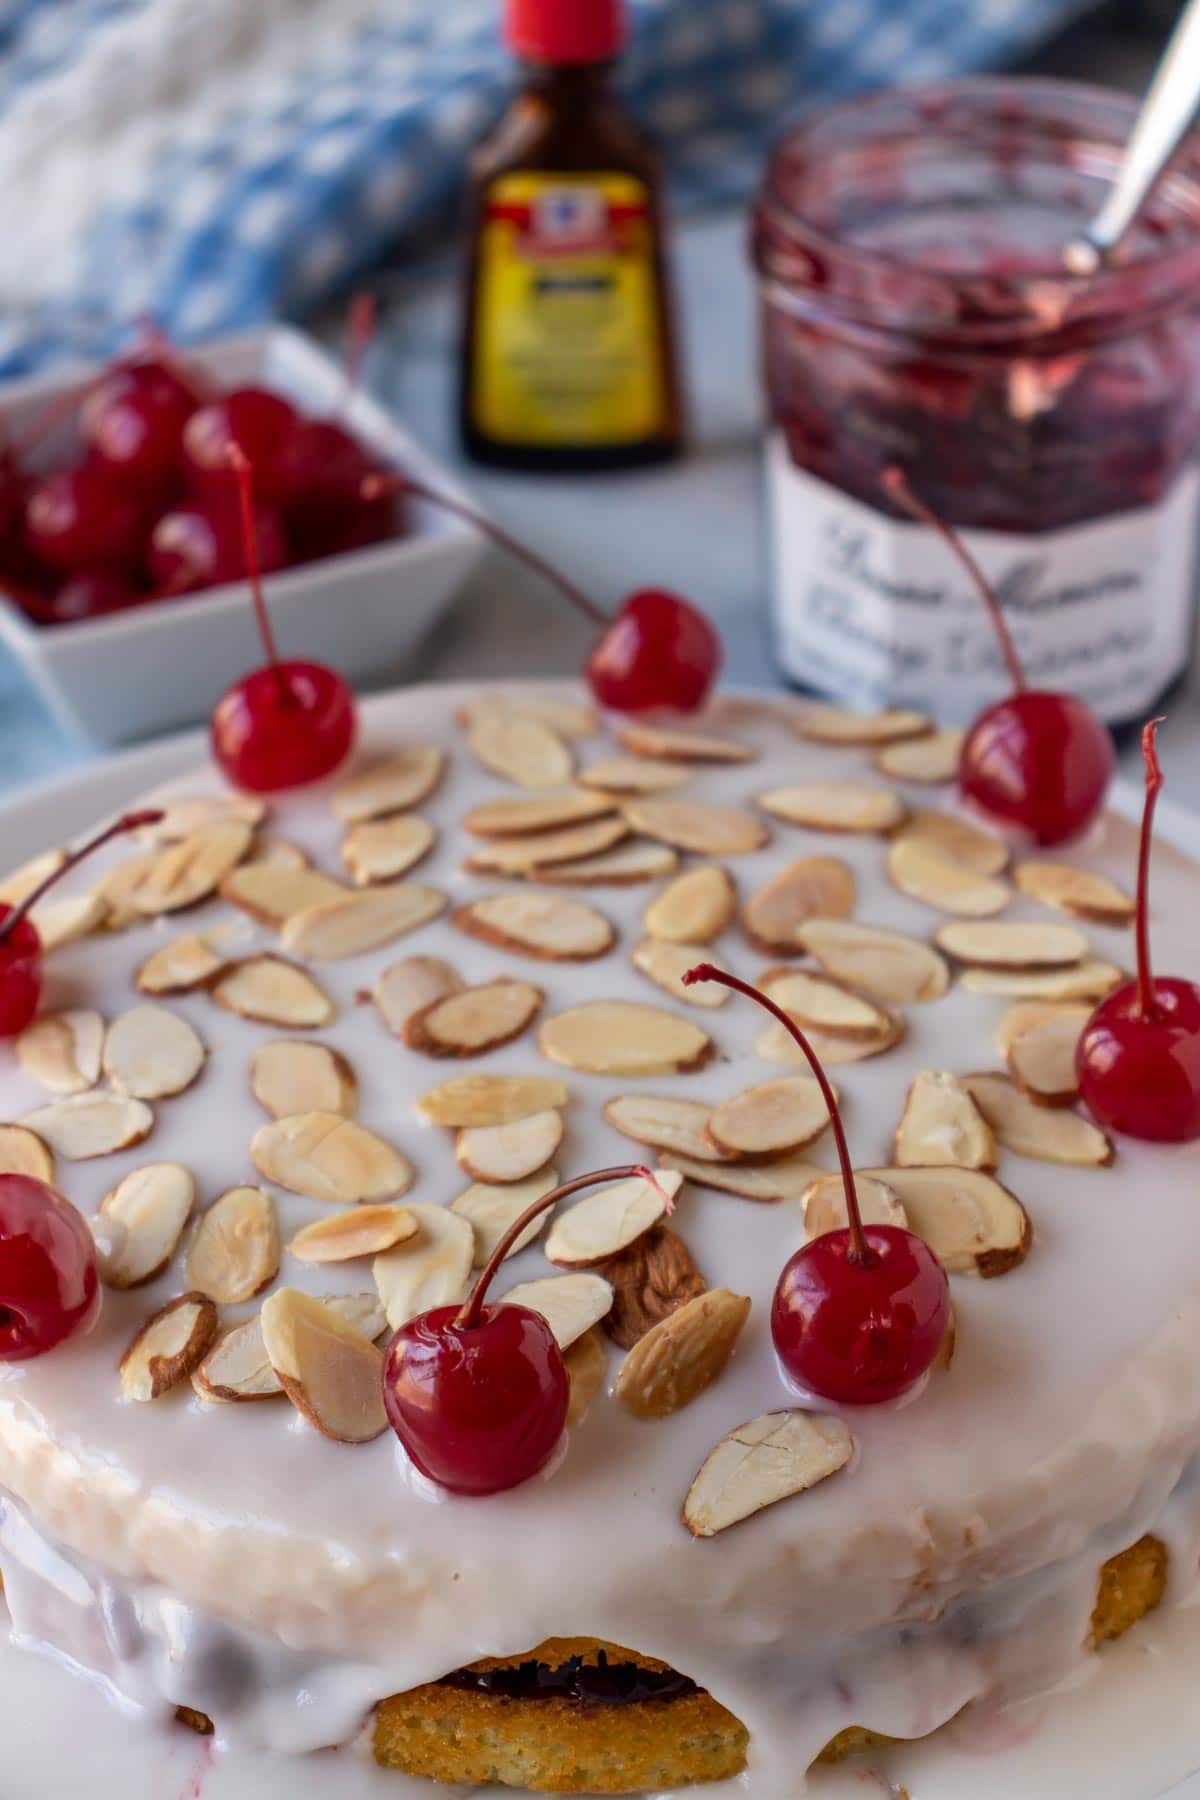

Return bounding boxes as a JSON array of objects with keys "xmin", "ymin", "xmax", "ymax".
[
  {"xmin": 383, "ymin": 1164, "xmax": 666, "ymax": 1495},
  {"xmin": 148, "ymin": 496, "xmax": 288, "ymax": 596},
  {"xmin": 0, "ymin": 809, "xmax": 164, "ymax": 1037},
  {"xmin": 883, "ymin": 467, "xmax": 1115, "ymax": 847},
  {"xmin": 210, "ymin": 445, "xmax": 355, "ymax": 793},
  {"xmin": 362, "ymin": 474, "xmax": 722, "ymax": 715},
  {"xmin": 682, "ymin": 963, "xmax": 950, "ymax": 1405},
  {"xmin": 183, "ymin": 386, "xmax": 299, "ymax": 508},
  {"xmin": 25, "ymin": 464, "xmax": 147, "ymax": 575},
  {"xmin": 80, "ymin": 357, "xmax": 200, "ymax": 495},
  {"xmin": 1077, "ymin": 720, "xmax": 1200, "ymax": 1141},
  {"xmin": 0, "ymin": 1175, "xmax": 99, "ymax": 1360}
]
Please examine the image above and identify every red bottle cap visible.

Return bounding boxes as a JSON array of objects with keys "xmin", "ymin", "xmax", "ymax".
[{"xmin": 505, "ymin": 0, "xmax": 625, "ymax": 65}]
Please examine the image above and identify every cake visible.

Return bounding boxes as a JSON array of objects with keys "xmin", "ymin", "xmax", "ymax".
[{"xmin": 0, "ymin": 678, "xmax": 1196, "ymax": 1796}]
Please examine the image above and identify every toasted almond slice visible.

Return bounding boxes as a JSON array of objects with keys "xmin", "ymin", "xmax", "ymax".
[
  {"xmin": 617, "ymin": 1287, "xmax": 750, "ymax": 1420},
  {"xmin": 599, "ymin": 1224, "xmax": 707, "ymax": 1348},
  {"xmin": 1013, "ymin": 860, "xmax": 1135, "ymax": 925},
  {"xmin": 683, "ymin": 1410, "xmax": 852, "ymax": 1537},
  {"xmin": 546, "ymin": 1169, "xmax": 681, "ymax": 1268},
  {"xmin": 282, "ymin": 884, "xmax": 446, "ymax": 961},
  {"xmin": 251, "ymin": 1041, "xmax": 357, "ymax": 1119},
  {"xmin": 244, "ymin": 834, "xmax": 310, "ymax": 871},
  {"xmin": 252, "ymin": 1113, "xmax": 413, "ymax": 1204},
  {"xmin": 260, "ymin": 1289, "xmax": 387, "ymax": 1443},
  {"xmin": 373, "ymin": 956, "xmax": 464, "ymax": 1035},
  {"xmin": 453, "ymin": 892, "xmax": 614, "ymax": 962},
  {"xmin": 603, "ymin": 1094, "xmax": 727, "ymax": 1162},
  {"xmin": 467, "ymin": 702, "xmax": 574, "ymax": 788},
  {"xmin": 1006, "ymin": 1012, "xmax": 1084, "ymax": 1105},
  {"xmin": 644, "ymin": 866, "xmax": 736, "ymax": 945},
  {"xmin": 373, "ymin": 1203, "xmax": 474, "ymax": 1328},
  {"xmin": 741, "ymin": 858, "xmax": 854, "ymax": 955},
  {"xmin": 887, "ymin": 838, "xmax": 1012, "ymax": 917},
  {"xmin": 963, "ymin": 1072, "xmax": 1112, "ymax": 1166},
  {"xmin": 341, "ymin": 817, "xmax": 436, "ymax": 886},
  {"xmin": 220, "ymin": 864, "xmax": 347, "ymax": 928},
  {"xmin": 451, "ymin": 1168, "xmax": 562, "ymax": 1266},
  {"xmin": 540, "ymin": 1001, "xmax": 713, "ymax": 1077},
  {"xmin": 756, "ymin": 1014, "xmax": 903, "ymax": 1067},
  {"xmin": 757, "ymin": 967, "xmax": 893, "ymax": 1038},
  {"xmin": 862, "ymin": 1164, "xmax": 1033, "ymax": 1276},
  {"xmin": 97, "ymin": 1162, "xmax": 195, "ymax": 1288},
  {"xmin": 579, "ymin": 756, "xmax": 690, "ymax": 794},
  {"xmin": 465, "ymin": 817, "xmax": 629, "ymax": 876},
  {"xmin": 415, "ymin": 1074, "xmax": 568, "ymax": 1129},
  {"xmin": 0, "ymin": 1124, "xmax": 54, "ymax": 1181},
  {"xmin": 464, "ymin": 788, "xmax": 615, "ymax": 837},
  {"xmin": 618, "ymin": 721, "xmax": 754, "ymax": 764},
  {"xmin": 103, "ymin": 1004, "xmax": 206, "ymax": 1100},
  {"xmin": 802, "ymin": 1173, "xmax": 908, "ymax": 1239},
  {"xmin": 192, "ymin": 1315, "xmax": 284, "ymax": 1403},
  {"xmin": 212, "ymin": 956, "xmax": 334, "ymax": 1028},
  {"xmin": 139, "ymin": 796, "xmax": 266, "ymax": 842},
  {"xmin": 137, "ymin": 934, "xmax": 228, "ymax": 996},
  {"xmin": 0, "ymin": 848, "xmax": 66, "ymax": 906},
  {"xmin": 789, "ymin": 702, "xmax": 931, "ymax": 746},
  {"xmin": 290, "ymin": 1204, "xmax": 418, "ymax": 1264},
  {"xmin": 186, "ymin": 1185, "xmax": 279, "ymax": 1303},
  {"xmin": 499, "ymin": 1272, "xmax": 613, "ymax": 1348},
  {"xmin": 565, "ymin": 1327, "xmax": 608, "ymax": 1425},
  {"xmin": 120, "ymin": 1292, "xmax": 218, "ymax": 1401},
  {"xmin": 404, "ymin": 979, "xmax": 543, "ymax": 1058},
  {"xmin": 127, "ymin": 821, "xmax": 255, "ymax": 915},
  {"xmin": 795, "ymin": 918, "xmax": 949, "ymax": 1005},
  {"xmin": 961, "ymin": 960, "xmax": 1124, "ymax": 1001},
  {"xmin": 328, "ymin": 1292, "xmax": 389, "ymax": 1342},
  {"xmin": 995, "ymin": 999, "xmax": 1093, "ymax": 1055},
  {"xmin": 16, "ymin": 1009, "xmax": 104, "ymax": 1095},
  {"xmin": 31, "ymin": 893, "xmax": 110, "ymax": 952},
  {"xmin": 935, "ymin": 919, "xmax": 1090, "ymax": 968},
  {"xmin": 896, "ymin": 810, "xmax": 1010, "ymax": 877},
  {"xmin": 332, "ymin": 748, "xmax": 446, "ymax": 822},
  {"xmin": 21, "ymin": 1092, "xmax": 153, "ymax": 1161},
  {"xmin": 621, "ymin": 798, "xmax": 768, "ymax": 857},
  {"xmin": 707, "ymin": 1076, "xmax": 832, "ymax": 1162},
  {"xmin": 875, "ymin": 728, "xmax": 965, "ymax": 783},
  {"xmin": 476, "ymin": 694, "xmax": 596, "ymax": 740},
  {"xmin": 659, "ymin": 1150, "xmax": 824, "ymax": 1203},
  {"xmin": 456, "ymin": 1110, "xmax": 564, "ymax": 1183},
  {"xmin": 633, "ymin": 938, "xmax": 732, "ymax": 1009},
  {"xmin": 758, "ymin": 782, "xmax": 905, "ymax": 835},
  {"xmin": 93, "ymin": 847, "xmax": 165, "ymax": 920},
  {"xmin": 894, "ymin": 1071, "xmax": 996, "ymax": 1169},
  {"xmin": 538, "ymin": 840, "xmax": 679, "ymax": 886}
]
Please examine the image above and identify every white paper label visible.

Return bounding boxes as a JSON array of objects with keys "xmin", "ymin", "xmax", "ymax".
[{"xmin": 767, "ymin": 433, "xmax": 1200, "ymax": 725}]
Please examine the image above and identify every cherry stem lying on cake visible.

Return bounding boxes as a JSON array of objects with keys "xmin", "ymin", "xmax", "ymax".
[
  {"xmin": 227, "ymin": 442, "xmax": 290, "ymax": 703},
  {"xmin": 0, "ymin": 809, "xmax": 163, "ymax": 946},
  {"xmin": 1134, "ymin": 717, "xmax": 1167, "ymax": 1021}
]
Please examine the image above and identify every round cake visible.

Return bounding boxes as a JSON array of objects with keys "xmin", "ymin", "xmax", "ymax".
[{"xmin": 0, "ymin": 679, "xmax": 1196, "ymax": 1797}]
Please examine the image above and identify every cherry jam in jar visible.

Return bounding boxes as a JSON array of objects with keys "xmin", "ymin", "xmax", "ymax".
[{"xmin": 752, "ymin": 79, "xmax": 1200, "ymax": 728}]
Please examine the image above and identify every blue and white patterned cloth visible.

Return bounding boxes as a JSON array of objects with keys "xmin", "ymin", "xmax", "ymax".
[{"xmin": 0, "ymin": 0, "xmax": 1093, "ymax": 379}]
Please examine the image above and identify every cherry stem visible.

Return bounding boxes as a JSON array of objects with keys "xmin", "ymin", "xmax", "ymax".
[
  {"xmin": 0, "ymin": 809, "xmax": 164, "ymax": 944},
  {"xmin": 883, "ymin": 465, "xmax": 1026, "ymax": 696},
  {"xmin": 1134, "ymin": 717, "xmax": 1166, "ymax": 1020},
  {"xmin": 227, "ymin": 443, "xmax": 289, "ymax": 704},
  {"xmin": 682, "ymin": 963, "xmax": 874, "ymax": 1268},
  {"xmin": 455, "ymin": 1164, "xmax": 668, "ymax": 1331},
  {"xmin": 361, "ymin": 473, "xmax": 609, "ymax": 630},
  {"xmin": 340, "ymin": 293, "xmax": 377, "ymax": 412}
]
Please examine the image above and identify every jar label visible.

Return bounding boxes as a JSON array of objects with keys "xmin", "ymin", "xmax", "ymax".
[{"xmin": 768, "ymin": 435, "xmax": 1200, "ymax": 725}]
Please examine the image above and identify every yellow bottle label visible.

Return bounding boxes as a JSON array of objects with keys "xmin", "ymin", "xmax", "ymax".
[{"xmin": 471, "ymin": 171, "xmax": 669, "ymax": 449}]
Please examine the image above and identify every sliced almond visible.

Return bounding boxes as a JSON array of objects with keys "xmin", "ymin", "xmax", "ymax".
[
  {"xmin": 659, "ymin": 1150, "xmax": 824, "ymax": 1203},
  {"xmin": 31, "ymin": 893, "xmax": 109, "ymax": 952},
  {"xmin": 251, "ymin": 1041, "xmax": 357, "ymax": 1119},
  {"xmin": 464, "ymin": 788, "xmax": 614, "ymax": 837},
  {"xmin": 546, "ymin": 1169, "xmax": 682, "ymax": 1268},
  {"xmin": 887, "ymin": 837, "xmax": 1011, "ymax": 917},
  {"xmin": 961, "ymin": 960, "xmax": 1124, "ymax": 1001},
  {"xmin": 683, "ymin": 1410, "xmax": 852, "ymax": 1537},
  {"xmin": 0, "ymin": 1124, "xmax": 54, "ymax": 1181},
  {"xmin": 373, "ymin": 956, "xmax": 464, "ymax": 1036},
  {"xmin": 16, "ymin": 1010, "xmax": 104, "ymax": 1094},
  {"xmin": 758, "ymin": 783, "xmax": 905, "ymax": 835},
  {"xmin": 102, "ymin": 1004, "xmax": 206, "ymax": 1100},
  {"xmin": 0, "ymin": 848, "xmax": 66, "ymax": 906},
  {"xmin": 963, "ymin": 1073, "xmax": 1112, "ymax": 1167},
  {"xmin": 598, "ymin": 1224, "xmax": 706, "ymax": 1348},
  {"xmin": 415, "ymin": 1074, "xmax": 568, "ymax": 1129},
  {"xmin": 186, "ymin": 1185, "xmax": 279, "ymax": 1303},
  {"xmin": 617, "ymin": 1286, "xmax": 750, "ymax": 1420},
  {"xmin": 579, "ymin": 756, "xmax": 690, "ymax": 795},
  {"xmin": 621, "ymin": 798, "xmax": 768, "ymax": 857},
  {"xmin": 1013, "ymin": 860, "xmax": 1135, "ymax": 926},
  {"xmin": 456, "ymin": 1109, "xmax": 564, "ymax": 1183},
  {"xmin": 789, "ymin": 702, "xmax": 930, "ymax": 746},
  {"xmin": 756, "ymin": 1014, "xmax": 903, "ymax": 1067},
  {"xmin": 342, "ymin": 816, "xmax": 436, "ymax": 886},
  {"xmin": 97, "ymin": 1162, "xmax": 195, "ymax": 1288},
  {"xmin": 466, "ymin": 702, "xmax": 573, "ymax": 788},
  {"xmin": 252, "ymin": 1113, "xmax": 413, "ymax": 1204},
  {"xmin": 757, "ymin": 967, "xmax": 894, "ymax": 1038},
  {"xmin": 603, "ymin": 1094, "xmax": 726, "ymax": 1162},
  {"xmin": 244, "ymin": 834, "xmax": 310, "ymax": 871},
  {"xmin": 741, "ymin": 858, "xmax": 854, "ymax": 955},
  {"xmin": 875, "ymin": 729, "xmax": 965, "ymax": 784},
  {"xmin": 795, "ymin": 918, "xmax": 949, "ymax": 1005},
  {"xmin": 707, "ymin": 1076, "xmax": 832, "ymax": 1162},
  {"xmin": 538, "ymin": 840, "xmax": 679, "ymax": 886},
  {"xmin": 935, "ymin": 920, "xmax": 1090, "ymax": 969},
  {"xmin": 1007, "ymin": 1012, "xmax": 1086, "ymax": 1106},
  {"xmin": 453, "ymin": 892, "xmax": 614, "ymax": 962},
  {"xmin": 499, "ymin": 1272, "xmax": 613, "ymax": 1348},
  {"xmin": 194, "ymin": 1294, "xmax": 385, "ymax": 1404},
  {"xmin": 331, "ymin": 748, "xmax": 446, "ymax": 822},
  {"xmin": 290, "ymin": 1204, "xmax": 418, "ymax": 1264},
  {"xmin": 633, "ymin": 938, "xmax": 731, "ymax": 1009},
  {"xmin": 220, "ymin": 864, "xmax": 347, "ymax": 928},
  {"xmin": 327, "ymin": 1292, "xmax": 389, "ymax": 1342},
  {"xmin": 404, "ymin": 979, "xmax": 543, "ymax": 1058},
  {"xmin": 862, "ymin": 1164, "xmax": 1033, "ymax": 1276},
  {"xmin": 451, "ymin": 1168, "xmax": 562, "ymax": 1265},
  {"xmin": 995, "ymin": 999, "xmax": 1093, "ymax": 1055},
  {"xmin": 212, "ymin": 956, "xmax": 334, "ymax": 1028},
  {"xmin": 260, "ymin": 1289, "xmax": 386, "ymax": 1443},
  {"xmin": 896, "ymin": 810, "xmax": 1010, "ymax": 877},
  {"xmin": 120, "ymin": 1292, "xmax": 218, "ymax": 1401},
  {"xmin": 471, "ymin": 694, "xmax": 595, "ymax": 740},
  {"xmin": 802, "ymin": 1173, "xmax": 908, "ymax": 1239},
  {"xmin": 373, "ymin": 1203, "xmax": 474, "ymax": 1328},
  {"xmin": 540, "ymin": 1001, "xmax": 713, "ymax": 1077},
  {"xmin": 618, "ymin": 721, "xmax": 754, "ymax": 764},
  {"xmin": 122, "ymin": 821, "xmax": 254, "ymax": 916},
  {"xmin": 465, "ymin": 817, "xmax": 628, "ymax": 876},
  {"xmin": 644, "ymin": 865, "xmax": 735, "ymax": 945},
  {"xmin": 21, "ymin": 1092, "xmax": 153, "ymax": 1161},
  {"xmin": 137, "ymin": 934, "xmax": 228, "ymax": 996},
  {"xmin": 139, "ymin": 796, "xmax": 265, "ymax": 842},
  {"xmin": 281, "ymin": 883, "xmax": 446, "ymax": 961},
  {"xmin": 565, "ymin": 1327, "xmax": 608, "ymax": 1425},
  {"xmin": 894, "ymin": 1071, "xmax": 995, "ymax": 1169},
  {"xmin": 94, "ymin": 847, "xmax": 166, "ymax": 920}
]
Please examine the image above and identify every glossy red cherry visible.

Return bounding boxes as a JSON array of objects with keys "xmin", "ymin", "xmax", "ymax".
[
  {"xmin": 383, "ymin": 1165, "xmax": 661, "ymax": 1494},
  {"xmin": 80, "ymin": 356, "xmax": 200, "ymax": 494},
  {"xmin": 49, "ymin": 569, "xmax": 146, "ymax": 624},
  {"xmin": 280, "ymin": 419, "xmax": 392, "ymax": 562},
  {"xmin": 682, "ymin": 964, "xmax": 950, "ymax": 1405},
  {"xmin": 148, "ymin": 497, "xmax": 288, "ymax": 596},
  {"xmin": 183, "ymin": 386, "xmax": 299, "ymax": 507},
  {"xmin": 0, "ymin": 1175, "xmax": 99, "ymax": 1360},
  {"xmin": 884, "ymin": 467, "xmax": 1114, "ymax": 846},
  {"xmin": 1077, "ymin": 719, "xmax": 1200, "ymax": 1141},
  {"xmin": 25, "ymin": 464, "xmax": 146, "ymax": 574}
]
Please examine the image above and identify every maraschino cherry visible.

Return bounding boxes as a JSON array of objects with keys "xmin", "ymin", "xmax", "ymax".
[
  {"xmin": 25, "ymin": 464, "xmax": 146, "ymax": 575},
  {"xmin": 362, "ymin": 473, "xmax": 722, "ymax": 715},
  {"xmin": 80, "ymin": 354, "xmax": 201, "ymax": 496},
  {"xmin": 884, "ymin": 467, "xmax": 1115, "ymax": 846},
  {"xmin": 210, "ymin": 446, "xmax": 355, "ymax": 793},
  {"xmin": 1077, "ymin": 720, "xmax": 1200, "ymax": 1141},
  {"xmin": 0, "ymin": 1175, "xmax": 98, "ymax": 1359},
  {"xmin": 384, "ymin": 1165, "xmax": 664, "ymax": 1495},
  {"xmin": 682, "ymin": 964, "xmax": 950, "ymax": 1405},
  {"xmin": 0, "ymin": 809, "xmax": 163, "ymax": 1037},
  {"xmin": 182, "ymin": 385, "xmax": 299, "ymax": 508}
]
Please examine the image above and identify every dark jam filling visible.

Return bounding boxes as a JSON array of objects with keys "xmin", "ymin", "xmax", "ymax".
[{"xmin": 438, "ymin": 1652, "xmax": 700, "ymax": 1707}]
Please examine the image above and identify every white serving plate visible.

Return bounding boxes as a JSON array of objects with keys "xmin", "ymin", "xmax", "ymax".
[{"xmin": 0, "ymin": 328, "xmax": 484, "ymax": 747}]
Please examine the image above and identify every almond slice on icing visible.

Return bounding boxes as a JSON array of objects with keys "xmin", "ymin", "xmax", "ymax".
[
  {"xmin": 0, "ymin": 1124, "xmax": 55, "ymax": 1181},
  {"xmin": 633, "ymin": 938, "xmax": 732, "ymax": 1009},
  {"xmin": 124, "ymin": 821, "xmax": 255, "ymax": 915},
  {"xmin": 290, "ymin": 1204, "xmax": 418, "ymax": 1264},
  {"xmin": 1013, "ymin": 860, "xmax": 1135, "ymax": 925},
  {"xmin": 465, "ymin": 818, "xmax": 629, "ymax": 878},
  {"xmin": 683, "ymin": 1410, "xmax": 852, "ymax": 1537},
  {"xmin": 194, "ymin": 1294, "xmax": 386, "ymax": 1404},
  {"xmin": 1007, "ymin": 1013, "xmax": 1086, "ymax": 1106},
  {"xmin": 466, "ymin": 702, "xmax": 574, "ymax": 788},
  {"xmin": 469, "ymin": 694, "xmax": 595, "ymax": 740},
  {"xmin": 935, "ymin": 919, "xmax": 1090, "ymax": 968},
  {"xmin": 139, "ymin": 796, "xmax": 266, "ymax": 842},
  {"xmin": 995, "ymin": 999, "xmax": 1093, "ymax": 1055},
  {"xmin": 464, "ymin": 788, "xmax": 615, "ymax": 837},
  {"xmin": 706, "ymin": 1076, "xmax": 833, "ymax": 1162},
  {"xmin": 403, "ymin": 979, "xmax": 543, "ymax": 1057},
  {"xmin": 102, "ymin": 1004, "xmax": 206, "ymax": 1099},
  {"xmin": 862, "ymin": 1165, "xmax": 1033, "ymax": 1276},
  {"xmin": 341, "ymin": 817, "xmax": 436, "ymax": 886},
  {"xmin": 540, "ymin": 1002, "xmax": 713, "ymax": 1077},
  {"xmin": 498, "ymin": 1272, "xmax": 613, "ymax": 1348},
  {"xmin": 451, "ymin": 1168, "xmax": 562, "ymax": 1265},
  {"xmin": 281, "ymin": 883, "xmax": 446, "ymax": 961},
  {"xmin": 755, "ymin": 1015, "xmax": 903, "ymax": 1067},
  {"xmin": 455, "ymin": 1109, "xmax": 564, "ymax": 1183},
  {"xmin": 244, "ymin": 834, "xmax": 310, "ymax": 871},
  {"xmin": 621, "ymin": 798, "xmax": 768, "ymax": 857},
  {"xmin": 757, "ymin": 967, "xmax": 894, "ymax": 1038},
  {"xmin": 538, "ymin": 840, "xmax": 679, "ymax": 886},
  {"xmin": 16, "ymin": 1010, "xmax": 104, "ymax": 1094},
  {"xmin": 599, "ymin": 1224, "xmax": 706, "ymax": 1348},
  {"xmin": 603, "ymin": 1094, "xmax": 727, "ymax": 1162},
  {"xmin": 788, "ymin": 702, "xmax": 930, "ymax": 746},
  {"xmin": 120, "ymin": 1292, "xmax": 218, "ymax": 1401},
  {"xmin": 186, "ymin": 1186, "xmax": 280, "ymax": 1303},
  {"xmin": 741, "ymin": 858, "xmax": 854, "ymax": 955},
  {"xmin": 894, "ymin": 1071, "xmax": 996, "ymax": 1169},
  {"xmin": 31, "ymin": 894, "xmax": 109, "ymax": 952},
  {"xmin": 875, "ymin": 728, "xmax": 965, "ymax": 783},
  {"xmin": 895, "ymin": 810, "xmax": 1010, "ymax": 877},
  {"xmin": 453, "ymin": 892, "xmax": 614, "ymax": 962},
  {"xmin": 331, "ymin": 748, "xmax": 446, "ymax": 821},
  {"xmin": 795, "ymin": 919, "xmax": 949, "ymax": 1005},
  {"xmin": 96, "ymin": 1162, "xmax": 195, "ymax": 1288},
  {"xmin": 961, "ymin": 960, "xmax": 1124, "ymax": 1001},
  {"xmin": 373, "ymin": 955, "xmax": 464, "ymax": 1036},
  {"xmin": 328, "ymin": 1292, "xmax": 389, "ymax": 1341},
  {"xmin": 565, "ymin": 1327, "xmax": 608, "ymax": 1425},
  {"xmin": 802, "ymin": 1173, "xmax": 908, "ymax": 1239},
  {"xmin": 644, "ymin": 865, "xmax": 736, "ymax": 945},
  {"xmin": 579, "ymin": 756, "xmax": 690, "ymax": 794},
  {"xmin": 887, "ymin": 838, "xmax": 1011, "ymax": 917},
  {"xmin": 545, "ymin": 1169, "xmax": 682, "ymax": 1268},
  {"xmin": 758, "ymin": 782, "xmax": 905, "ymax": 835},
  {"xmin": 658, "ymin": 1150, "xmax": 824, "ymax": 1203},
  {"xmin": 415, "ymin": 1074, "xmax": 568, "ymax": 1129},
  {"xmin": 252, "ymin": 1114, "xmax": 413, "ymax": 1204},
  {"xmin": 21, "ymin": 1092, "xmax": 153, "ymax": 1161},
  {"xmin": 137, "ymin": 934, "xmax": 228, "ymax": 996},
  {"xmin": 618, "ymin": 721, "xmax": 754, "ymax": 763},
  {"xmin": 0, "ymin": 848, "xmax": 66, "ymax": 906},
  {"xmin": 962, "ymin": 1072, "xmax": 1112, "ymax": 1166},
  {"xmin": 220, "ymin": 864, "xmax": 347, "ymax": 927},
  {"xmin": 617, "ymin": 1287, "xmax": 750, "ymax": 1420},
  {"xmin": 212, "ymin": 955, "xmax": 334, "ymax": 1028},
  {"xmin": 251, "ymin": 1041, "xmax": 357, "ymax": 1119},
  {"xmin": 373, "ymin": 1203, "xmax": 475, "ymax": 1328},
  {"xmin": 260, "ymin": 1289, "xmax": 387, "ymax": 1443}
]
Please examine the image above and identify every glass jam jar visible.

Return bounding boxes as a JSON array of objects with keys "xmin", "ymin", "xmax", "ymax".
[{"xmin": 752, "ymin": 79, "xmax": 1200, "ymax": 728}]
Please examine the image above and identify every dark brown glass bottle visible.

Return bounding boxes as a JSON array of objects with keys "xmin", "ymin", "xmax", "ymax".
[{"xmin": 459, "ymin": 0, "xmax": 683, "ymax": 472}]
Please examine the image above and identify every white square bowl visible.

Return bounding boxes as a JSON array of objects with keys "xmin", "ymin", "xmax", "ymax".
[{"xmin": 0, "ymin": 326, "xmax": 484, "ymax": 746}]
